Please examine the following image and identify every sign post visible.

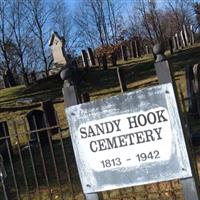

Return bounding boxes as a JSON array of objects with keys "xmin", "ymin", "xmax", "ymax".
[
  {"xmin": 61, "ymin": 67, "xmax": 103, "ymax": 200},
  {"xmin": 153, "ymin": 44, "xmax": 200, "ymax": 200},
  {"xmin": 66, "ymin": 82, "xmax": 193, "ymax": 195}
]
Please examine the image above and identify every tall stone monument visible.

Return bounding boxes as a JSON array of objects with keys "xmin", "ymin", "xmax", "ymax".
[{"xmin": 49, "ymin": 32, "xmax": 68, "ymax": 75}]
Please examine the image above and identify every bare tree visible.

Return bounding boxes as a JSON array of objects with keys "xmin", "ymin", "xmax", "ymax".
[
  {"xmin": 75, "ymin": 0, "xmax": 124, "ymax": 48},
  {"xmin": 133, "ymin": 0, "xmax": 154, "ymax": 45},
  {"xmin": 166, "ymin": 0, "xmax": 194, "ymax": 32},
  {"xmin": 147, "ymin": 0, "xmax": 164, "ymax": 43},
  {"xmin": 24, "ymin": 0, "xmax": 53, "ymax": 76},
  {"xmin": 50, "ymin": 0, "xmax": 80, "ymax": 56},
  {"xmin": 6, "ymin": 0, "xmax": 34, "ymax": 84},
  {"xmin": 0, "ymin": 1, "xmax": 17, "ymax": 72}
]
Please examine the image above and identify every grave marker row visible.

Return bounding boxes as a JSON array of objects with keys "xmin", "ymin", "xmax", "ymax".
[
  {"xmin": 169, "ymin": 24, "xmax": 194, "ymax": 54},
  {"xmin": 121, "ymin": 39, "xmax": 143, "ymax": 61},
  {"xmin": 81, "ymin": 48, "xmax": 96, "ymax": 68}
]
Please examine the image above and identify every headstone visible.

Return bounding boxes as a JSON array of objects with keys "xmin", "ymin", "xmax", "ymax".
[
  {"xmin": 131, "ymin": 41, "xmax": 137, "ymax": 58},
  {"xmin": 2, "ymin": 74, "xmax": 9, "ymax": 88},
  {"xmin": 27, "ymin": 110, "xmax": 50, "ymax": 144},
  {"xmin": 30, "ymin": 71, "xmax": 37, "ymax": 83},
  {"xmin": 127, "ymin": 45, "xmax": 132, "ymax": 58},
  {"xmin": 172, "ymin": 36, "xmax": 177, "ymax": 51},
  {"xmin": 190, "ymin": 25, "xmax": 195, "ymax": 45},
  {"xmin": 49, "ymin": 32, "xmax": 67, "ymax": 67},
  {"xmin": 121, "ymin": 45, "xmax": 128, "ymax": 61},
  {"xmin": 145, "ymin": 45, "xmax": 149, "ymax": 54},
  {"xmin": 183, "ymin": 25, "xmax": 189, "ymax": 46},
  {"xmin": 136, "ymin": 40, "xmax": 141, "ymax": 57},
  {"xmin": 111, "ymin": 52, "xmax": 117, "ymax": 66},
  {"xmin": 180, "ymin": 31, "xmax": 186, "ymax": 48},
  {"xmin": 97, "ymin": 57, "xmax": 101, "ymax": 68},
  {"xmin": 87, "ymin": 48, "xmax": 96, "ymax": 66},
  {"xmin": 134, "ymin": 40, "xmax": 138, "ymax": 57},
  {"xmin": 23, "ymin": 72, "xmax": 29, "ymax": 85},
  {"xmin": 81, "ymin": 50, "xmax": 89, "ymax": 68},
  {"xmin": 0, "ymin": 121, "xmax": 12, "ymax": 160},
  {"xmin": 168, "ymin": 38, "xmax": 173, "ymax": 54},
  {"xmin": 41, "ymin": 100, "xmax": 58, "ymax": 135},
  {"xmin": 102, "ymin": 54, "xmax": 107, "ymax": 70},
  {"xmin": 4, "ymin": 69, "xmax": 16, "ymax": 87},
  {"xmin": 175, "ymin": 33, "xmax": 180, "ymax": 49}
]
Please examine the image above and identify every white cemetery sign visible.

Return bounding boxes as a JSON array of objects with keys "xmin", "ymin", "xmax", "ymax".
[{"xmin": 66, "ymin": 83, "xmax": 192, "ymax": 193}]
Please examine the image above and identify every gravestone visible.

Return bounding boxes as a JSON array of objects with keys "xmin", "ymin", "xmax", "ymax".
[
  {"xmin": 131, "ymin": 41, "xmax": 137, "ymax": 58},
  {"xmin": 172, "ymin": 36, "xmax": 177, "ymax": 51},
  {"xmin": 190, "ymin": 25, "xmax": 195, "ymax": 45},
  {"xmin": 27, "ymin": 110, "xmax": 50, "ymax": 144},
  {"xmin": 49, "ymin": 32, "xmax": 67, "ymax": 67},
  {"xmin": 87, "ymin": 48, "xmax": 96, "ymax": 66},
  {"xmin": 0, "ymin": 121, "xmax": 12, "ymax": 160},
  {"xmin": 180, "ymin": 31, "xmax": 186, "ymax": 48},
  {"xmin": 81, "ymin": 50, "xmax": 89, "ymax": 68},
  {"xmin": 175, "ymin": 33, "xmax": 180, "ymax": 49},
  {"xmin": 183, "ymin": 25, "xmax": 189, "ymax": 46},
  {"xmin": 30, "ymin": 71, "xmax": 37, "ymax": 83},
  {"xmin": 4, "ymin": 69, "xmax": 16, "ymax": 87},
  {"xmin": 134, "ymin": 40, "xmax": 139, "ymax": 57},
  {"xmin": 127, "ymin": 45, "xmax": 132, "ymax": 58},
  {"xmin": 41, "ymin": 100, "xmax": 58, "ymax": 134},
  {"xmin": 136, "ymin": 40, "xmax": 141, "ymax": 57},
  {"xmin": 2, "ymin": 74, "xmax": 9, "ymax": 88},
  {"xmin": 23, "ymin": 72, "xmax": 29, "ymax": 85},
  {"xmin": 121, "ymin": 45, "xmax": 128, "ymax": 61},
  {"xmin": 145, "ymin": 45, "xmax": 149, "ymax": 54},
  {"xmin": 111, "ymin": 52, "xmax": 117, "ymax": 66},
  {"xmin": 102, "ymin": 54, "xmax": 107, "ymax": 70}
]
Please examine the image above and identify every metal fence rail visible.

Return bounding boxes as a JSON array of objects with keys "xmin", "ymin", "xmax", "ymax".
[{"xmin": 0, "ymin": 111, "xmax": 198, "ymax": 200}]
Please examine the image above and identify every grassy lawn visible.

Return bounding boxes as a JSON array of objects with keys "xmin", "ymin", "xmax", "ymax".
[
  {"xmin": 0, "ymin": 46, "xmax": 197, "ymax": 123},
  {"xmin": 0, "ymin": 43, "xmax": 200, "ymax": 151},
  {"xmin": 1, "ymin": 44, "xmax": 200, "ymax": 199}
]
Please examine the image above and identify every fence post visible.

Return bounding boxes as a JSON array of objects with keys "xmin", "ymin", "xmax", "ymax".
[
  {"xmin": 60, "ymin": 67, "xmax": 103, "ymax": 200},
  {"xmin": 0, "ymin": 154, "xmax": 9, "ymax": 200},
  {"xmin": 116, "ymin": 67, "xmax": 127, "ymax": 93},
  {"xmin": 153, "ymin": 43, "xmax": 200, "ymax": 200}
]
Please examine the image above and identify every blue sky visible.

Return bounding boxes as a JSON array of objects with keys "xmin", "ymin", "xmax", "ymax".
[{"xmin": 67, "ymin": 0, "xmax": 167, "ymax": 11}]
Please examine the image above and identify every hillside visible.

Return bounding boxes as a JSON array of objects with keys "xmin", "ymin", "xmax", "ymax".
[{"xmin": 1, "ymin": 44, "xmax": 200, "ymax": 125}]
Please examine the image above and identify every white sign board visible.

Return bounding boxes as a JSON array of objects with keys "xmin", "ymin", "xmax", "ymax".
[{"xmin": 66, "ymin": 83, "xmax": 192, "ymax": 193}]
